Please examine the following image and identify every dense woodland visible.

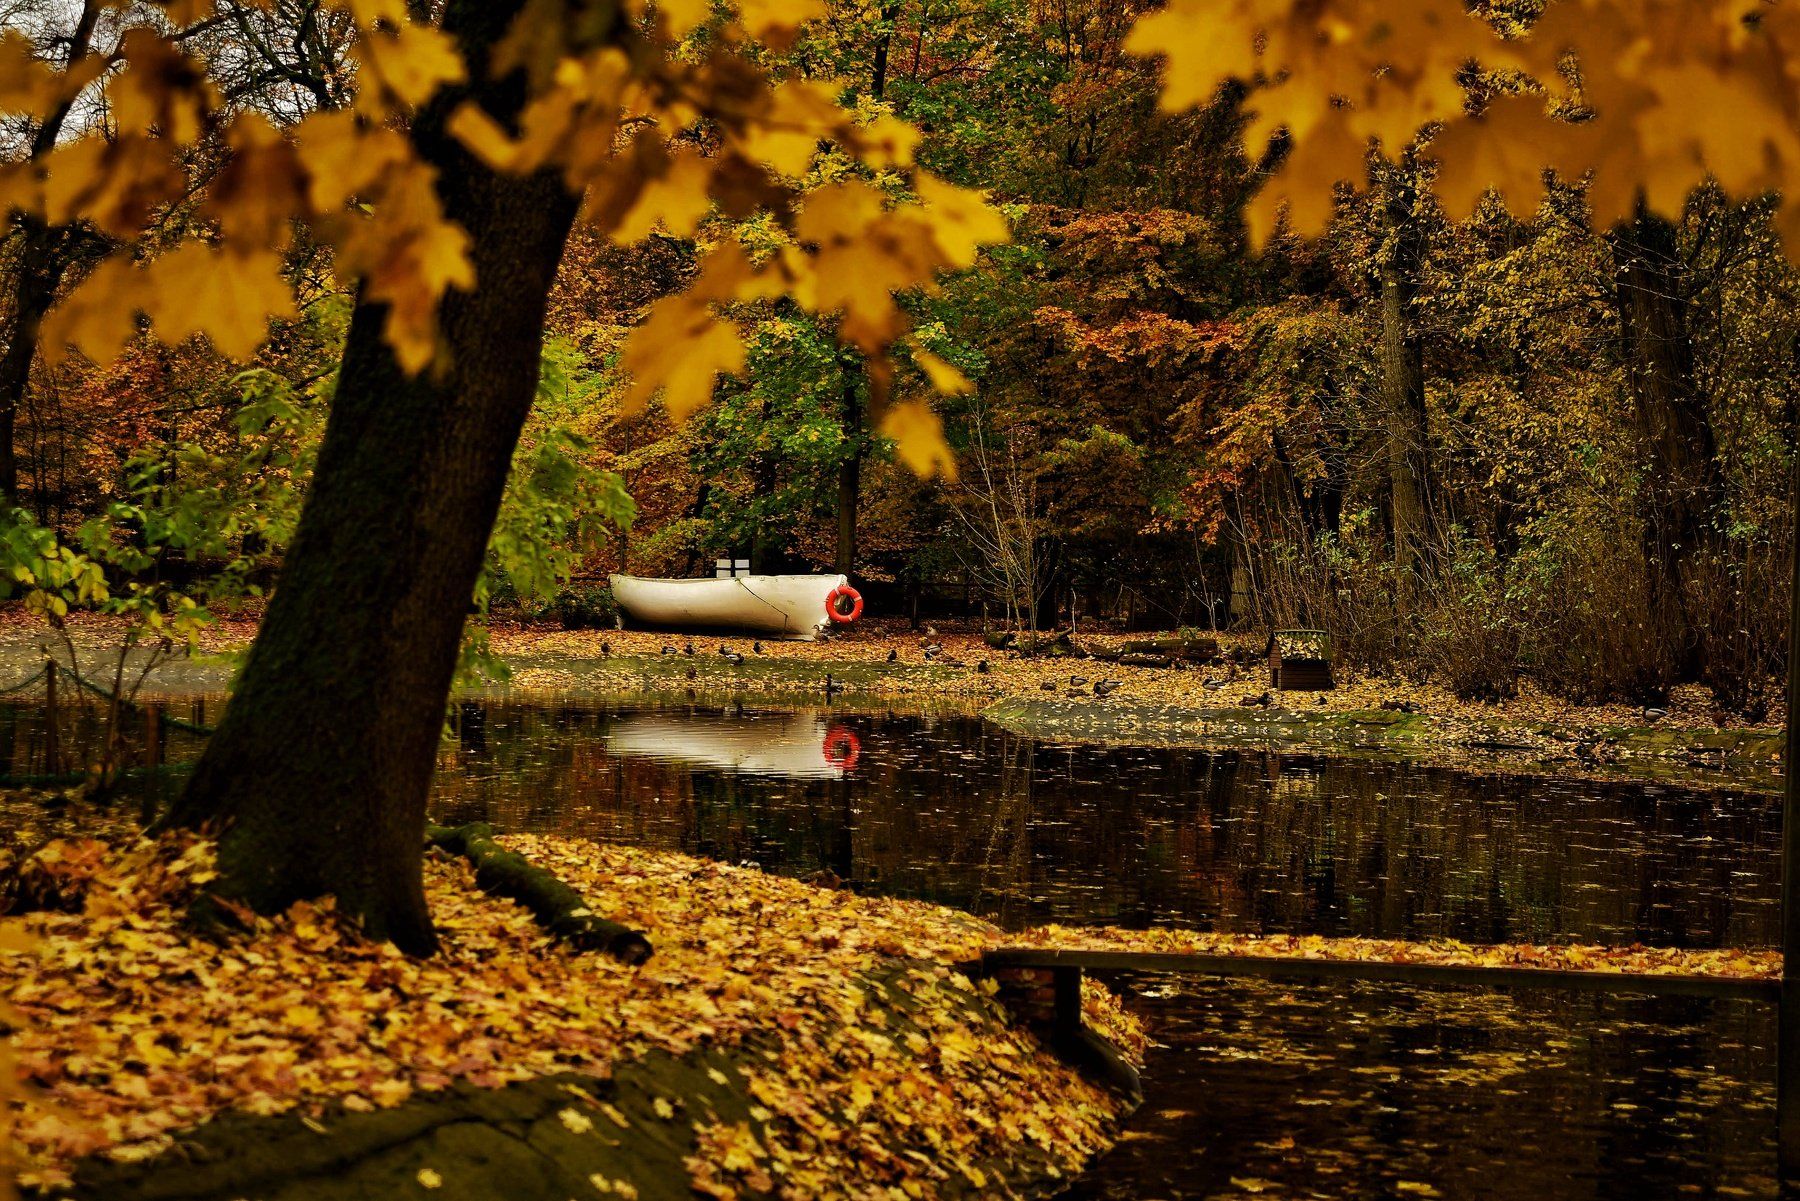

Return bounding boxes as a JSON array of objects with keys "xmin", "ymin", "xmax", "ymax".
[
  {"xmin": 3, "ymin": 3, "xmax": 1799, "ymax": 1196},
  {"xmin": 3, "ymin": 0, "xmax": 1795, "ymax": 716}
]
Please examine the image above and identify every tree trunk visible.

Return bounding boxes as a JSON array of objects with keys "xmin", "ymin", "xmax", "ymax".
[
  {"xmin": 0, "ymin": 1, "xmax": 104, "ymax": 504},
  {"xmin": 1376, "ymin": 165, "xmax": 1431, "ymax": 576},
  {"xmin": 1611, "ymin": 200, "xmax": 1725, "ymax": 672},
  {"xmin": 168, "ymin": 0, "xmax": 581, "ymax": 954},
  {"xmin": 835, "ymin": 362, "xmax": 861, "ymax": 576},
  {"xmin": 0, "ymin": 225, "xmax": 60, "ymax": 503}
]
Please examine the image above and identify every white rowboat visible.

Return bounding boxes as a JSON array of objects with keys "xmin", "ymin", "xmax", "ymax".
[{"xmin": 610, "ymin": 573, "xmax": 853, "ymax": 640}]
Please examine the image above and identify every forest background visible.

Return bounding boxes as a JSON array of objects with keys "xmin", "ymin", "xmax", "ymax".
[{"xmin": 4, "ymin": 0, "xmax": 1792, "ymax": 716}]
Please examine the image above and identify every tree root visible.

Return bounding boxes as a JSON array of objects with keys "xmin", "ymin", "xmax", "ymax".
[{"xmin": 426, "ymin": 822, "xmax": 652, "ymax": 964}]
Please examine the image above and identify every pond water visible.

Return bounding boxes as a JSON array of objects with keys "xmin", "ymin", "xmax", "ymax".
[
  {"xmin": 2, "ymin": 695, "xmax": 1784, "ymax": 1199},
  {"xmin": 438, "ymin": 701, "xmax": 1784, "ymax": 1200}
]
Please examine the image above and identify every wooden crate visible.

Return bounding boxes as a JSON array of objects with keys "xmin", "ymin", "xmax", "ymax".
[{"xmin": 1267, "ymin": 629, "xmax": 1335, "ymax": 691}]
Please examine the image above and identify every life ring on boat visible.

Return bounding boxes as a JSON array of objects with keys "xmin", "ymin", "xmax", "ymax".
[
  {"xmin": 822, "ymin": 724, "xmax": 862, "ymax": 772},
  {"xmin": 825, "ymin": 583, "xmax": 863, "ymax": 624}
]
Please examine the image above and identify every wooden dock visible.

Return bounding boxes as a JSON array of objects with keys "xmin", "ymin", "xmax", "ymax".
[{"xmin": 979, "ymin": 947, "xmax": 1780, "ymax": 1100}]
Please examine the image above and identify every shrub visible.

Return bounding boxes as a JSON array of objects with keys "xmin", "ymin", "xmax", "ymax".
[
  {"xmin": 552, "ymin": 583, "xmax": 617, "ymax": 630},
  {"xmin": 1417, "ymin": 529, "xmax": 1522, "ymax": 702},
  {"xmin": 1510, "ymin": 504, "xmax": 1678, "ymax": 705}
]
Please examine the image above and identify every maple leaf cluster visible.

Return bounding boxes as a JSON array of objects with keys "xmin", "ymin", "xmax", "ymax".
[
  {"xmin": 1129, "ymin": 0, "xmax": 1800, "ymax": 249},
  {"xmin": 0, "ymin": 0, "xmax": 1008, "ymax": 475}
]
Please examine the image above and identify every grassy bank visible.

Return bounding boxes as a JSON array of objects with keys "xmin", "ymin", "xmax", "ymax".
[{"xmin": 0, "ymin": 611, "xmax": 1782, "ymax": 788}]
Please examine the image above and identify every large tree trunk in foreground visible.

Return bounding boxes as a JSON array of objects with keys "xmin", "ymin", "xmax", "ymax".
[
  {"xmin": 1610, "ymin": 201, "xmax": 1726, "ymax": 674},
  {"xmin": 169, "ymin": 0, "xmax": 580, "ymax": 954},
  {"xmin": 1376, "ymin": 166, "xmax": 1432, "ymax": 578}
]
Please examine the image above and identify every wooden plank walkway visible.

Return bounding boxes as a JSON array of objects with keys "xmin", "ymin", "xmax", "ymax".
[
  {"xmin": 979, "ymin": 947, "xmax": 1779, "ymax": 1100},
  {"xmin": 983, "ymin": 947, "xmax": 1780, "ymax": 1002}
]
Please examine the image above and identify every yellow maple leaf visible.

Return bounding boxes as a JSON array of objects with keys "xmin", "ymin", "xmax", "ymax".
[
  {"xmin": 612, "ymin": 149, "xmax": 715, "ymax": 244},
  {"xmin": 911, "ymin": 347, "xmax": 972, "ymax": 397},
  {"xmin": 621, "ymin": 296, "xmax": 744, "ymax": 420},
  {"xmin": 736, "ymin": 0, "xmax": 825, "ymax": 40},
  {"xmin": 880, "ymin": 401, "xmax": 955, "ymax": 480},
  {"xmin": 38, "ymin": 256, "xmax": 143, "ymax": 366},
  {"xmin": 141, "ymin": 245, "xmax": 297, "ymax": 362},
  {"xmin": 657, "ymin": 0, "xmax": 712, "ymax": 37}
]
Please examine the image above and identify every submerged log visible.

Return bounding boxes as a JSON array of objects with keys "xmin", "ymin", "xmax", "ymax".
[{"xmin": 427, "ymin": 822, "xmax": 652, "ymax": 964}]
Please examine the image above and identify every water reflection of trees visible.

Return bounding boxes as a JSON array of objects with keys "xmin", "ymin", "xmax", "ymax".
[{"xmin": 427, "ymin": 703, "xmax": 1781, "ymax": 947}]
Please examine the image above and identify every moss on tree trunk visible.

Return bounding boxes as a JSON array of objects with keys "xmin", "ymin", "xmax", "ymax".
[{"xmin": 427, "ymin": 823, "xmax": 651, "ymax": 963}]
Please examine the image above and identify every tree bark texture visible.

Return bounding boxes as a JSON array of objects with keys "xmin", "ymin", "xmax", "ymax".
[
  {"xmin": 835, "ymin": 363, "xmax": 861, "ymax": 576},
  {"xmin": 1377, "ymin": 169, "xmax": 1432, "ymax": 577},
  {"xmin": 169, "ymin": 0, "xmax": 582, "ymax": 954},
  {"xmin": 1610, "ymin": 202, "xmax": 1726, "ymax": 670}
]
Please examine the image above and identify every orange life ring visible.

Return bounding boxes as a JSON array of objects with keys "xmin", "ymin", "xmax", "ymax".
[
  {"xmin": 822, "ymin": 724, "xmax": 862, "ymax": 772},
  {"xmin": 825, "ymin": 583, "xmax": 863, "ymax": 624}
]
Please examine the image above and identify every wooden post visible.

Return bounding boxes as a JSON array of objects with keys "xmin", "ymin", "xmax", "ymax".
[
  {"xmin": 144, "ymin": 702, "xmax": 161, "ymax": 767},
  {"xmin": 43, "ymin": 659, "xmax": 57, "ymax": 776},
  {"xmin": 1052, "ymin": 965, "xmax": 1084, "ymax": 1045},
  {"xmin": 1782, "ymin": 463, "xmax": 1800, "ymax": 1193}
]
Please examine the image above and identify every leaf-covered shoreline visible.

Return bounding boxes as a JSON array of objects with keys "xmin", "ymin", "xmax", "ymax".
[{"xmin": 2, "ymin": 832, "xmax": 1133, "ymax": 1198}]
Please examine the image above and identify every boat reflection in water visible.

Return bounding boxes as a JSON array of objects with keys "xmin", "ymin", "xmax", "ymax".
[{"xmin": 603, "ymin": 710, "xmax": 860, "ymax": 779}]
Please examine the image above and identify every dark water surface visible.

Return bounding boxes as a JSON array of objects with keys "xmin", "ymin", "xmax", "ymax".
[
  {"xmin": 434, "ymin": 701, "xmax": 1782, "ymax": 949},
  {"xmin": 4, "ymin": 696, "xmax": 1784, "ymax": 1198},
  {"xmin": 429, "ymin": 700, "xmax": 1782, "ymax": 1200}
]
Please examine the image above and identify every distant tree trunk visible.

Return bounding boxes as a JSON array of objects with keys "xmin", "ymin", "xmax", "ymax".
[
  {"xmin": 1376, "ymin": 164, "xmax": 1432, "ymax": 576},
  {"xmin": 749, "ymin": 398, "xmax": 780, "ymax": 574},
  {"xmin": 835, "ymin": 363, "xmax": 861, "ymax": 576},
  {"xmin": 168, "ymin": 0, "xmax": 582, "ymax": 954},
  {"xmin": 0, "ymin": 224, "xmax": 64, "ymax": 503},
  {"xmin": 1610, "ymin": 199, "xmax": 1725, "ymax": 672},
  {"xmin": 0, "ymin": 0, "xmax": 103, "ymax": 504}
]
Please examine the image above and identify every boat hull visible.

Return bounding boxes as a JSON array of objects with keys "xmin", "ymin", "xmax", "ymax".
[{"xmin": 609, "ymin": 573, "xmax": 850, "ymax": 639}]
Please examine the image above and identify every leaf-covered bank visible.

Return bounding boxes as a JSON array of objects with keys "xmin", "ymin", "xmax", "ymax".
[
  {"xmin": 2, "ymin": 832, "xmax": 1137, "ymax": 1199},
  {"xmin": 0, "ymin": 611, "xmax": 1784, "ymax": 791}
]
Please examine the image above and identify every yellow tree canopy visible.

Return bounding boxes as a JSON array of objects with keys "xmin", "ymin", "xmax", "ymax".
[
  {"xmin": 1126, "ymin": 0, "xmax": 1800, "ymax": 248},
  {"xmin": 0, "ymin": 0, "xmax": 1005, "ymax": 472}
]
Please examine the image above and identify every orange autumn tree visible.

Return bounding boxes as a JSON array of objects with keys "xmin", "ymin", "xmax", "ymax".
[{"xmin": 0, "ymin": 0, "xmax": 1002, "ymax": 951}]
